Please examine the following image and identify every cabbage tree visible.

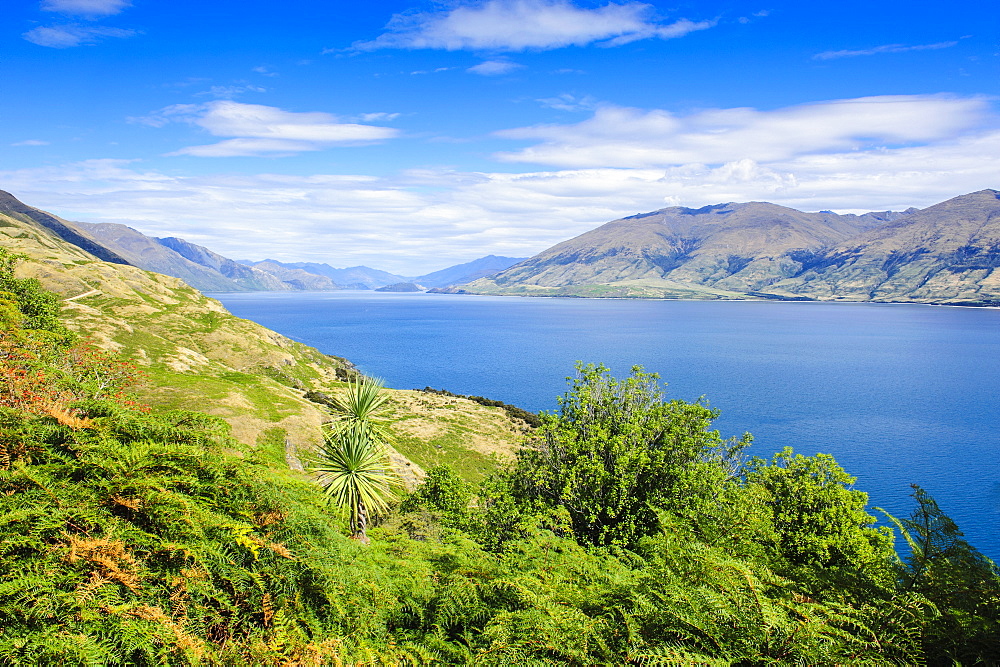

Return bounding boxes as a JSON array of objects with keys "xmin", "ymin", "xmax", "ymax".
[{"xmin": 314, "ymin": 378, "xmax": 399, "ymax": 543}]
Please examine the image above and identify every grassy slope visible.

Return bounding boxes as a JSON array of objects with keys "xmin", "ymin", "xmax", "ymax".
[{"xmin": 0, "ymin": 209, "xmax": 523, "ymax": 486}]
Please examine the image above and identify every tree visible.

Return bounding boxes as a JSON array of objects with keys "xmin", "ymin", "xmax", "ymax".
[
  {"xmin": 400, "ymin": 464, "xmax": 471, "ymax": 526},
  {"xmin": 505, "ymin": 363, "xmax": 749, "ymax": 548},
  {"xmin": 313, "ymin": 378, "xmax": 400, "ymax": 544},
  {"xmin": 742, "ymin": 448, "xmax": 896, "ymax": 598}
]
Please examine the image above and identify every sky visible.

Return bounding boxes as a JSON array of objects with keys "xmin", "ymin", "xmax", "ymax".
[{"xmin": 2, "ymin": 0, "xmax": 998, "ymax": 274}]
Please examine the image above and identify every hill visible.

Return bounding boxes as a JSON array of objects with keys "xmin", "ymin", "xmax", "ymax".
[
  {"xmin": 456, "ymin": 191, "xmax": 1000, "ymax": 304},
  {"xmin": 0, "ymin": 193, "xmax": 526, "ymax": 485}
]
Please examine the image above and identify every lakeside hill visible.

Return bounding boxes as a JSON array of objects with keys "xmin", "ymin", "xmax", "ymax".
[
  {"xmin": 0, "ymin": 191, "xmax": 526, "ymax": 486},
  {"xmin": 455, "ymin": 190, "xmax": 1000, "ymax": 305}
]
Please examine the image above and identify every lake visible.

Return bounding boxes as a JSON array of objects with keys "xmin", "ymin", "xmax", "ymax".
[{"xmin": 211, "ymin": 291, "xmax": 1000, "ymax": 560}]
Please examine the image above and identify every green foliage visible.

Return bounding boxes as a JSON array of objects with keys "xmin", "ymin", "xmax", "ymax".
[
  {"xmin": 742, "ymin": 447, "xmax": 897, "ymax": 598},
  {"xmin": 1, "ymin": 267, "xmax": 996, "ymax": 664},
  {"xmin": 314, "ymin": 425, "xmax": 400, "ymax": 541},
  {"xmin": 504, "ymin": 363, "xmax": 749, "ymax": 548},
  {"xmin": 0, "ymin": 248, "xmax": 72, "ymax": 340},
  {"xmin": 400, "ymin": 464, "xmax": 472, "ymax": 528},
  {"xmin": 883, "ymin": 485, "xmax": 1000, "ymax": 663}
]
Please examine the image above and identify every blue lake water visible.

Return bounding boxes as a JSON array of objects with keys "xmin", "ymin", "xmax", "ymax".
[{"xmin": 211, "ymin": 291, "xmax": 1000, "ymax": 560}]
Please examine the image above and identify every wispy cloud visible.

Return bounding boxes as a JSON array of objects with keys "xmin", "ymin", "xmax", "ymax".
[
  {"xmin": 814, "ymin": 41, "xmax": 958, "ymax": 60},
  {"xmin": 23, "ymin": 23, "xmax": 136, "ymax": 47},
  {"xmin": 354, "ymin": 0, "xmax": 715, "ymax": 52},
  {"xmin": 494, "ymin": 95, "xmax": 991, "ymax": 168},
  {"xmin": 537, "ymin": 93, "xmax": 599, "ymax": 112},
  {"xmin": 134, "ymin": 101, "xmax": 401, "ymax": 157},
  {"xmin": 195, "ymin": 84, "xmax": 268, "ymax": 99},
  {"xmin": 355, "ymin": 112, "xmax": 401, "ymax": 122},
  {"xmin": 252, "ymin": 66, "xmax": 278, "ymax": 77},
  {"xmin": 41, "ymin": 0, "xmax": 130, "ymax": 16},
  {"xmin": 468, "ymin": 59, "xmax": 523, "ymax": 75},
  {"xmin": 11, "ymin": 140, "xmax": 51, "ymax": 146}
]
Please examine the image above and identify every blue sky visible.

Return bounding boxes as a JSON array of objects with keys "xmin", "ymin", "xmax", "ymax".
[{"xmin": 3, "ymin": 0, "xmax": 998, "ymax": 274}]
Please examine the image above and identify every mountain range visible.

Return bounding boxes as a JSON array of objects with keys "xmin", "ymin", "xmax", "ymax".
[
  {"xmin": 0, "ymin": 190, "xmax": 523, "ymax": 292},
  {"xmin": 453, "ymin": 190, "xmax": 1000, "ymax": 306},
  {"xmin": 5, "ymin": 187, "xmax": 998, "ymax": 305}
]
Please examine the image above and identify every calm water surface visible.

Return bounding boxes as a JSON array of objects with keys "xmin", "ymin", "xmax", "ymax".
[{"xmin": 211, "ymin": 291, "xmax": 1000, "ymax": 560}]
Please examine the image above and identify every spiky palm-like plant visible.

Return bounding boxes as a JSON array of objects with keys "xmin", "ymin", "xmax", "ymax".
[
  {"xmin": 314, "ymin": 378, "xmax": 399, "ymax": 543},
  {"xmin": 328, "ymin": 377, "xmax": 393, "ymax": 442}
]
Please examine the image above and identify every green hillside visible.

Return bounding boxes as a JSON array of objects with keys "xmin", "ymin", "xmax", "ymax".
[{"xmin": 0, "ymin": 202, "xmax": 524, "ymax": 486}]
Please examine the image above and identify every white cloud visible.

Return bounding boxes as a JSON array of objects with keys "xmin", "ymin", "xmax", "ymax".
[
  {"xmin": 136, "ymin": 101, "xmax": 401, "ymax": 157},
  {"xmin": 495, "ymin": 95, "xmax": 992, "ymax": 168},
  {"xmin": 252, "ymin": 66, "xmax": 278, "ymax": 77},
  {"xmin": 354, "ymin": 0, "xmax": 714, "ymax": 52},
  {"xmin": 23, "ymin": 24, "xmax": 136, "ymax": 47},
  {"xmin": 815, "ymin": 41, "xmax": 959, "ymax": 60},
  {"xmin": 467, "ymin": 59, "xmax": 523, "ymax": 75},
  {"xmin": 41, "ymin": 0, "xmax": 130, "ymax": 15},
  {"xmin": 11, "ymin": 140, "xmax": 50, "ymax": 146},
  {"xmin": 3, "ymin": 121, "xmax": 998, "ymax": 274}
]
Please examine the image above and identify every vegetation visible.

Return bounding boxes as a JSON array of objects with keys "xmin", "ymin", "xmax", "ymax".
[
  {"xmin": 421, "ymin": 387, "xmax": 541, "ymax": 428},
  {"xmin": 313, "ymin": 379, "xmax": 399, "ymax": 544},
  {"xmin": 2, "ymin": 249, "xmax": 998, "ymax": 664}
]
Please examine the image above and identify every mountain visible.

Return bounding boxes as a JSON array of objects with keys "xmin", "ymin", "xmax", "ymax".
[
  {"xmin": 461, "ymin": 201, "xmax": 887, "ymax": 299},
  {"xmin": 768, "ymin": 189, "xmax": 1000, "ymax": 304},
  {"xmin": 0, "ymin": 190, "xmax": 129, "ymax": 265},
  {"xmin": 241, "ymin": 260, "xmax": 408, "ymax": 289},
  {"xmin": 156, "ymin": 236, "xmax": 290, "ymax": 291},
  {"xmin": 375, "ymin": 282, "xmax": 424, "ymax": 292},
  {"xmin": 246, "ymin": 260, "xmax": 341, "ymax": 290},
  {"xmin": 416, "ymin": 255, "xmax": 526, "ymax": 288},
  {"xmin": 455, "ymin": 191, "xmax": 1000, "ymax": 304},
  {"xmin": 0, "ymin": 190, "xmax": 349, "ymax": 292},
  {"xmin": 70, "ymin": 221, "xmax": 266, "ymax": 292}
]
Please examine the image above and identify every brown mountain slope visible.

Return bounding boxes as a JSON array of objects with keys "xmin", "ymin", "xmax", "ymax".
[
  {"xmin": 0, "ymin": 190, "xmax": 130, "ymax": 265},
  {"xmin": 768, "ymin": 189, "xmax": 1000, "ymax": 304},
  {"xmin": 465, "ymin": 201, "xmax": 890, "ymax": 298}
]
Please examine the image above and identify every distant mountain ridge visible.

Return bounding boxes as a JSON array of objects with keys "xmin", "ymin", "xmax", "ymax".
[
  {"xmin": 456, "ymin": 190, "xmax": 1000, "ymax": 305},
  {"xmin": 416, "ymin": 255, "xmax": 525, "ymax": 288},
  {"xmin": 156, "ymin": 237, "xmax": 289, "ymax": 291},
  {"xmin": 242, "ymin": 256, "xmax": 526, "ymax": 289},
  {"xmin": 0, "ymin": 190, "xmax": 523, "ymax": 294},
  {"xmin": 239, "ymin": 260, "xmax": 408, "ymax": 289}
]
